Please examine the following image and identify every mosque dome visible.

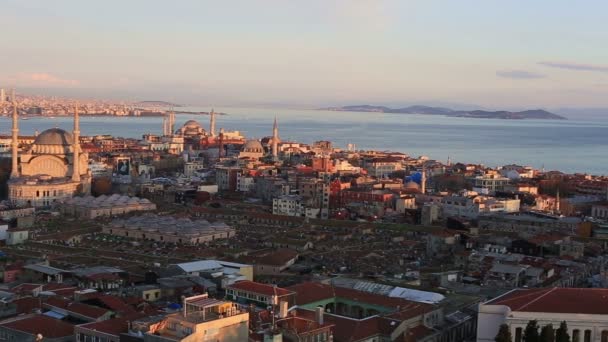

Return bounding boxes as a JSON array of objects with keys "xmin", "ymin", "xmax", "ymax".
[
  {"xmin": 31, "ymin": 128, "xmax": 74, "ymax": 154},
  {"xmin": 177, "ymin": 120, "xmax": 206, "ymax": 136},
  {"xmin": 183, "ymin": 120, "xmax": 201, "ymax": 128},
  {"xmin": 241, "ymin": 139, "xmax": 264, "ymax": 153},
  {"xmin": 34, "ymin": 128, "xmax": 73, "ymax": 145}
]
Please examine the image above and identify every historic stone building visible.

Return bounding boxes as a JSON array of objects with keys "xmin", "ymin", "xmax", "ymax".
[{"xmin": 8, "ymin": 103, "xmax": 91, "ymax": 207}]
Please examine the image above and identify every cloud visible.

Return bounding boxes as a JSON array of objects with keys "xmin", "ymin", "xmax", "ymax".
[
  {"xmin": 539, "ymin": 61, "xmax": 608, "ymax": 73},
  {"xmin": 496, "ymin": 70, "xmax": 545, "ymax": 79},
  {"xmin": 2, "ymin": 72, "xmax": 80, "ymax": 87}
]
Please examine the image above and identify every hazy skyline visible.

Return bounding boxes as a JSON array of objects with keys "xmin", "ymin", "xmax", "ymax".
[{"xmin": 1, "ymin": 0, "xmax": 607, "ymax": 109}]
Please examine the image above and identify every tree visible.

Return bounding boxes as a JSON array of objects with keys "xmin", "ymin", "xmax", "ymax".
[
  {"xmin": 523, "ymin": 320, "xmax": 540, "ymax": 342},
  {"xmin": 555, "ymin": 321, "xmax": 570, "ymax": 342},
  {"xmin": 540, "ymin": 324, "xmax": 555, "ymax": 342},
  {"xmin": 495, "ymin": 324, "xmax": 513, "ymax": 342}
]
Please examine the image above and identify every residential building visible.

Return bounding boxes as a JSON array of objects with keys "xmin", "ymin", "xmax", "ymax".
[
  {"xmin": 143, "ymin": 294, "xmax": 249, "ymax": 342},
  {"xmin": 471, "ymin": 173, "xmax": 510, "ymax": 193},
  {"xmin": 226, "ymin": 280, "xmax": 296, "ymax": 308}
]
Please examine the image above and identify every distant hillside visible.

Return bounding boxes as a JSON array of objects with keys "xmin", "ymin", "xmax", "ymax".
[
  {"xmin": 135, "ymin": 101, "xmax": 180, "ymax": 107},
  {"xmin": 320, "ymin": 105, "xmax": 566, "ymax": 120}
]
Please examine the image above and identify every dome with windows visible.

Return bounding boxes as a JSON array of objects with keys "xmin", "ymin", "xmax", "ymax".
[
  {"xmin": 177, "ymin": 120, "xmax": 206, "ymax": 136},
  {"xmin": 31, "ymin": 128, "xmax": 74, "ymax": 154}
]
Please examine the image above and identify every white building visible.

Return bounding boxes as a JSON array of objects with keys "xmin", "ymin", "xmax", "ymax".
[
  {"xmin": 236, "ymin": 172, "xmax": 255, "ymax": 193},
  {"xmin": 477, "ymin": 287, "xmax": 608, "ymax": 342},
  {"xmin": 441, "ymin": 193, "xmax": 520, "ymax": 219},
  {"xmin": 333, "ymin": 159, "xmax": 360, "ymax": 175},
  {"xmin": 273, "ymin": 195, "xmax": 304, "ymax": 217},
  {"xmin": 592, "ymin": 204, "xmax": 608, "ymax": 220},
  {"xmin": 472, "ymin": 173, "xmax": 510, "ymax": 193},
  {"xmin": 184, "ymin": 160, "xmax": 204, "ymax": 177}
]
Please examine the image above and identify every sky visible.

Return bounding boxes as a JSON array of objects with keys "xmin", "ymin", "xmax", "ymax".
[{"xmin": 1, "ymin": 0, "xmax": 607, "ymax": 109}]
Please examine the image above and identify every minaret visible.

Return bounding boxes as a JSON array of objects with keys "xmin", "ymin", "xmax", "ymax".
[
  {"xmin": 209, "ymin": 108, "xmax": 216, "ymax": 137},
  {"xmin": 555, "ymin": 188, "xmax": 561, "ymax": 214},
  {"xmin": 218, "ymin": 128, "xmax": 224, "ymax": 158},
  {"xmin": 10, "ymin": 101, "xmax": 19, "ymax": 179},
  {"xmin": 72, "ymin": 104, "xmax": 81, "ymax": 182},
  {"xmin": 169, "ymin": 111, "xmax": 175, "ymax": 134},
  {"xmin": 272, "ymin": 116, "xmax": 279, "ymax": 160},
  {"xmin": 162, "ymin": 116, "xmax": 168, "ymax": 135},
  {"xmin": 421, "ymin": 164, "xmax": 426, "ymax": 194}
]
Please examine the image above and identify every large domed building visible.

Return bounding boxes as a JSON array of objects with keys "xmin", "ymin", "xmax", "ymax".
[
  {"xmin": 8, "ymin": 104, "xmax": 91, "ymax": 207},
  {"xmin": 176, "ymin": 120, "xmax": 206, "ymax": 137},
  {"xmin": 239, "ymin": 139, "xmax": 265, "ymax": 159}
]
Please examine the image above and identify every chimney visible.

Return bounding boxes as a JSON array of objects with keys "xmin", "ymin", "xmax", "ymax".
[
  {"xmin": 278, "ymin": 300, "xmax": 288, "ymax": 319},
  {"xmin": 315, "ymin": 306, "xmax": 324, "ymax": 325}
]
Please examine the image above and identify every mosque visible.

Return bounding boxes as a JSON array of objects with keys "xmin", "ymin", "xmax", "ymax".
[
  {"xmin": 7, "ymin": 103, "xmax": 91, "ymax": 207},
  {"xmin": 239, "ymin": 117, "xmax": 280, "ymax": 160}
]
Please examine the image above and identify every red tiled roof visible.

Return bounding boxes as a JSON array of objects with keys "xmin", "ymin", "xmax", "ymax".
[
  {"xmin": 276, "ymin": 315, "xmax": 333, "ymax": 334},
  {"xmin": 287, "ymin": 282, "xmax": 336, "ymax": 304},
  {"xmin": 10, "ymin": 283, "xmax": 42, "ymax": 294},
  {"xmin": 0, "ymin": 315, "xmax": 74, "ymax": 338},
  {"xmin": 238, "ymin": 248, "xmax": 300, "ymax": 267},
  {"xmin": 42, "ymin": 283, "xmax": 79, "ymax": 296},
  {"xmin": 12, "ymin": 297, "xmax": 42, "ymax": 315},
  {"xmin": 87, "ymin": 295, "xmax": 138, "ymax": 315},
  {"xmin": 78, "ymin": 314, "xmax": 144, "ymax": 336},
  {"xmin": 485, "ymin": 287, "xmax": 608, "ymax": 314},
  {"xmin": 295, "ymin": 309, "xmax": 386, "ymax": 342},
  {"xmin": 288, "ymin": 282, "xmax": 434, "ymax": 314},
  {"xmin": 405, "ymin": 324, "xmax": 436, "ymax": 341},
  {"xmin": 44, "ymin": 297, "xmax": 110, "ymax": 319},
  {"xmin": 228, "ymin": 281, "xmax": 294, "ymax": 297}
]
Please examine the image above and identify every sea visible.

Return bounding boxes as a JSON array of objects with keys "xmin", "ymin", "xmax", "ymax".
[{"xmin": 0, "ymin": 107, "xmax": 606, "ymax": 175}]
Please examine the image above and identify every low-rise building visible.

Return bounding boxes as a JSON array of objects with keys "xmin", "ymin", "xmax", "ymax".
[
  {"xmin": 60, "ymin": 194, "xmax": 156, "ymax": 219},
  {"xmin": 478, "ymin": 212, "xmax": 581, "ymax": 234},
  {"xmin": 143, "ymin": 294, "xmax": 249, "ymax": 342},
  {"xmin": 226, "ymin": 280, "xmax": 296, "ymax": 308},
  {"xmin": 477, "ymin": 288, "xmax": 608, "ymax": 342},
  {"xmin": 102, "ymin": 214, "xmax": 235, "ymax": 244}
]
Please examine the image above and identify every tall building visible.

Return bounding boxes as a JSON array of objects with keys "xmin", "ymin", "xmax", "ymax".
[
  {"xmin": 209, "ymin": 108, "xmax": 216, "ymax": 137},
  {"xmin": 10, "ymin": 102, "xmax": 19, "ymax": 179},
  {"xmin": 271, "ymin": 116, "xmax": 280, "ymax": 161},
  {"xmin": 162, "ymin": 111, "xmax": 176, "ymax": 136},
  {"xmin": 8, "ymin": 103, "xmax": 91, "ymax": 207}
]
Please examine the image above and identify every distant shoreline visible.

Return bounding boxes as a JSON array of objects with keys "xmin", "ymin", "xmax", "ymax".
[
  {"xmin": 319, "ymin": 105, "xmax": 567, "ymax": 120},
  {"xmin": 0, "ymin": 111, "xmax": 228, "ymax": 118}
]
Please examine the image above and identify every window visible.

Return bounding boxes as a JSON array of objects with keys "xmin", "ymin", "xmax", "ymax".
[
  {"xmin": 601, "ymin": 330, "xmax": 608, "ymax": 342},
  {"xmin": 515, "ymin": 327, "xmax": 522, "ymax": 342},
  {"xmin": 573, "ymin": 330, "xmax": 580, "ymax": 342},
  {"xmin": 584, "ymin": 330, "xmax": 592, "ymax": 342}
]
